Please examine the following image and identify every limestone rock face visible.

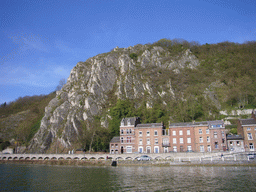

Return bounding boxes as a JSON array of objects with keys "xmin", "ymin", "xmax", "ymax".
[{"xmin": 28, "ymin": 45, "xmax": 199, "ymax": 153}]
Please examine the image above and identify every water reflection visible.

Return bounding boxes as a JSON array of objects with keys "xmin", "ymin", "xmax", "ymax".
[{"xmin": 0, "ymin": 164, "xmax": 255, "ymax": 191}]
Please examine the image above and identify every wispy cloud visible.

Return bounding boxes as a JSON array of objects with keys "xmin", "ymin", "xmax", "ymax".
[
  {"xmin": 0, "ymin": 61, "xmax": 71, "ymax": 88},
  {"xmin": 9, "ymin": 32, "xmax": 49, "ymax": 52}
]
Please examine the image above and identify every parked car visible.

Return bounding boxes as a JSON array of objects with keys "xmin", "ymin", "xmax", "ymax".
[{"xmin": 137, "ymin": 155, "xmax": 151, "ymax": 161}]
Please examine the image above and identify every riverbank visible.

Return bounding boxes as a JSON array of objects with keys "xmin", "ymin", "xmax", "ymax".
[{"xmin": 1, "ymin": 159, "xmax": 256, "ymax": 167}]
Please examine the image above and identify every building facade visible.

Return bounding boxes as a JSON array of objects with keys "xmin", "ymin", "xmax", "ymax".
[
  {"xmin": 135, "ymin": 123, "xmax": 168, "ymax": 153},
  {"xmin": 226, "ymin": 135, "xmax": 244, "ymax": 152},
  {"xmin": 169, "ymin": 122, "xmax": 196, "ymax": 152},
  {"xmin": 110, "ymin": 117, "xmax": 227, "ymax": 154},
  {"xmin": 237, "ymin": 118, "xmax": 256, "ymax": 152}
]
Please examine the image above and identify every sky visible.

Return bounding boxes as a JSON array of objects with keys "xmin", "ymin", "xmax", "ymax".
[{"xmin": 0, "ymin": 0, "xmax": 256, "ymax": 104}]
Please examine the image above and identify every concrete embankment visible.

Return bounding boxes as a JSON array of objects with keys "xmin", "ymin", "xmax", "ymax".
[{"xmin": 1, "ymin": 159, "xmax": 256, "ymax": 167}]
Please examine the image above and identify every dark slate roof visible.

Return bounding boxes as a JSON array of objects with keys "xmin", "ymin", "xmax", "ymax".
[
  {"xmin": 193, "ymin": 121, "xmax": 208, "ymax": 126},
  {"xmin": 239, "ymin": 118, "xmax": 256, "ymax": 125},
  {"xmin": 226, "ymin": 135, "xmax": 243, "ymax": 140},
  {"xmin": 110, "ymin": 136, "xmax": 120, "ymax": 143},
  {"xmin": 207, "ymin": 120, "xmax": 223, "ymax": 125},
  {"xmin": 169, "ymin": 120, "xmax": 225, "ymax": 128},
  {"xmin": 169, "ymin": 122, "xmax": 194, "ymax": 127},
  {"xmin": 169, "ymin": 121, "xmax": 208, "ymax": 128},
  {"xmin": 136, "ymin": 123, "xmax": 162, "ymax": 128},
  {"xmin": 120, "ymin": 117, "xmax": 140, "ymax": 126}
]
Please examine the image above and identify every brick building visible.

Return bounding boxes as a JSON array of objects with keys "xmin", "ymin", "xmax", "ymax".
[
  {"xmin": 135, "ymin": 123, "xmax": 169, "ymax": 153},
  {"xmin": 109, "ymin": 117, "xmax": 168, "ymax": 154},
  {"xmin": 237, "ymin": 112, "xmax": 256, "ymax": 152},
  {"xmin": 169, "ymin": 120, "xmax": 226, "ymax": 153},
  {"xmin": 169, "ymin": 122, "xmax": 195, "ymax": 152},
  {"xmin": 110, "ymin": 117, "xmax": 227, "ymax": 154}
]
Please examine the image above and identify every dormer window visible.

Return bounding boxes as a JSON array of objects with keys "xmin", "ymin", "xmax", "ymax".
[
  {"xmin": 128, "ymin": 119, "xmax": 131, "ymax": 126},
  {"xmin": 121, "ymin": 119, "xmax": 125, "ymax": 126}
]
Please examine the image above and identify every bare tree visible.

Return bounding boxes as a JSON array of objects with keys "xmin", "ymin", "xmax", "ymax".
[{"xmin": 56, "ymin": 78, "xmax": 66, "ymax": 91}]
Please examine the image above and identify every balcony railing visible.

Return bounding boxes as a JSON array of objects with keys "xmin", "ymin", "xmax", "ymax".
[{"xmin": 162, "ymin": 143, "xmax": 170, "ymax": 147}]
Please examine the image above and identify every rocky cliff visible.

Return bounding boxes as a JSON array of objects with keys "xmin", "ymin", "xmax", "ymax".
[{"xmin": 28, "ymin": 44, "xmax": 201, "ymax": 153}]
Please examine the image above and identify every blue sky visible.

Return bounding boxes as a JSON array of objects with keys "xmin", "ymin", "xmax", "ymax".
[{"xmin": 0, "ymin": 0, "xmax": 256, "ymax": 104}]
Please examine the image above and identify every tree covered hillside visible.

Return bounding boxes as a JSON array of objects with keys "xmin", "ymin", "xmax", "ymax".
[
  {"xmin": 106, "ymin": 40, "xmax": 256, "ymax": 145},
  {"xmin": 1, "ymin": 39, "xmax": 256, "ymax": 153},
  {"xmin": 0, "ymin": 92, "xmax": 56, "ymax": 150}
]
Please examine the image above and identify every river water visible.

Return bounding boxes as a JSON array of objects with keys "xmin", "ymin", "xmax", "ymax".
[{"xmin": 0, "ymin": 164, "xmax": 255, "ymax": 191}]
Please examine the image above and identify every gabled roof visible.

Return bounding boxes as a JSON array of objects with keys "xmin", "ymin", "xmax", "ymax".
[
  {"xmin": 120, "ymin": 117, "xmax": 140, "ymax": 126},
  {"xmin": 136, "ymin": 123, "xmax": 162, "ymax": 128},
  {"xmin": 240, "ymin": 118, "xmax": 256, "ymax": 125},
  {"xmin": 110, "ymin": 136, "xmax": 120, "ymax": 143}
]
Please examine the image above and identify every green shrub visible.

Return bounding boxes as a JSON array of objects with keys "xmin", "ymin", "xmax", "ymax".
[{"xmin": 129, "ymin": 53, "xmax": 138, "ymax": 61}]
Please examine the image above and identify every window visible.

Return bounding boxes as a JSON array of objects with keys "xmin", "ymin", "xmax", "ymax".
[
  {"xmin": 179, "ymin": 130, "xmax": 183, "ymax": 135},
  {"xmin": 173, "ymin": 131, "xmax": 176, "ymax": 136},
  {"xmin": 180, "ymin": 138, "xmax": 183, "ymax": 144},
  {"xmin": 187, "ymin": 145, "xmax": 192, "ymax": 152},
  {"xmin": 187, "ymin": 129, "xmax": 190, "ymax": 135},
  {"xmin": 199, "ymin": 129, "xmax": 202, "ymax": 134},
  {"xmin": 199, "ymin": 137, "xmax": 203, "ymax": 143},
  {"xmin": 129, "ymin": 129, "xmax": 132, "ymax": 134},
  {"xmin": 173, "ymin": 138, "xmax": 177, "ymax": 144},
  {"xmin": 147, "ymin": 131, "xmax": 150, "ymax": 136},
  {"xmin": 147, "ymin": 138, "xmax": 150, "ymax": 145},
  {"xmin": 215, "ymin": 142, "xmax": 218, "ymax": 149},
  {"xmin": 155, "ymin": 138, "xmax": 158, "ymax": 144},
  {"xmin": 222, "ymin": 131, "xmax": 225, "ymax": 137},
  {"xmin": 200, "ymin": 145, "xmax": 204, "ymax": 152},
  {"xmin": 126, "ymin": 129, "xmax": 129, "ymax": 134},
  {"xmin": 139, "ymin": 131, "xmax": 142, "ymax": 137},
  {"xmin": 207, "ymin": 136, "xmax": 210, "ymax": 143},
  {"xmin": 248, "ymin": 133, "xmax": 253, "ymax": 140},
  {"xmin": 127, "ymin": 137, "xmax": 131, "ymax": 143},
  {"xmin": 126, "ymin": 146, "xmax": 132, "ymax": 153},
  {"xmin": 247, "ymin": 127, "xmax": 251, "ymax": 131},
  {"xmin": 206, "ymin": 129, "xmax": 209, "ymax": 134},
  {"xmin": 207, "ymin": 145, "xmax": 211, "ymax": 152},
  {"xmin": 163, "ymin": 138, "xmax": 169, "ymax": 145},
  {"xmin": 139, "ymin": 139, "xmax": 142, "ymax": 145},
  {"xmin": 121, "ymin": 137, "xmax": 123, "ymax": 143},
  {"xmin": 154, "ymin": 130, "xmax": 158, "ymax": 136},
  {"xmin": 111, "ymin": 144, "xmax": 114, "ymax": 148},
  {"xmin": 249, "ymin": 143, "xmax": 254, "ymax": 150},
  {"xmin": 115, "ymin": 144, "xmax": 118, "ymax": 148},
  {"xmin": 214, "ymin": 132, "xmax": 217, "ymax": 138},
  {"xmin": 237, "ymin": 141, "xmax": 240, "ymax": 145},
  {"xmin": 121, "ymin": 129, "xmax": 124, "ymax": 134},
  {"xmin": 187, "ymin": 137, "xmax": 191, "ymax": 144},
  {"xmin": 230, "ymin": 141, "xmax": 233, "ymax": 145},
  {"xmin": 173, "ymin": 146, "xmax": 177, "ymax": 152}
]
